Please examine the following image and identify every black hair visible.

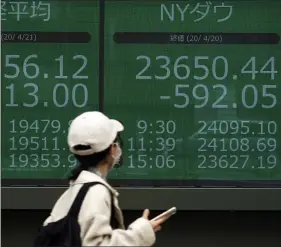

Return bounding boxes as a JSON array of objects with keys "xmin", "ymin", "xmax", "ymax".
[
  {"xmin": 68, "ymin": 145, "xmax": 111, "ymax": 181},
  {"xmin": 68, "ymin": 133, "xmax": 123, "ymax": 181}
]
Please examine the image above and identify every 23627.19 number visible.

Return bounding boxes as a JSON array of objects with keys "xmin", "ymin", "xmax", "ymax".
[{"xmin": 198, "ymin": 154, "xmax": 277, "ymax": 169}]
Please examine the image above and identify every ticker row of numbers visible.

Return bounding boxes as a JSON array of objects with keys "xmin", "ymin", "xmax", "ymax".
[
  {"xmin": 128, "ymin": 154, "xmax": 176, "ymax": 169},
  {"xmin": 197, "ymin": 155, "xmax": 277, "ymax": 170},
  {"xmin": 9, "ymin": 119, "xmax": 176, "ymax": 134},
  {"xmin": 9, "ymin": 119, "xmax": 72, "ymax": 134},
  {"xmin": 6, "ymin": 83, "xmax": 88, "ymax": 108},
  {"xmin": 9, "ymin": 136, "xmax": 64, "ymax": 151},
  {"xmin": 8, "ymin": 136, "xmax": 182, "ymax": 152},
  {"xmin": 136, "ymin": 56, "xmax": 278, "ymax": 80},
  {"xmin": 4, "ymin": 54, "xmax": 88, "ymax": 79},
  {"xmin": 6, "ymin": 82, "xmax": 278, "ymax": 109},
  {"xmin": 160, "ymin": 84, "xmax": 277, "ymax": 109},
  {"xmin": 197, "ymin": 138, "xmax": 277, "ymax": 152},
  {"xmin": 4, "ymin": 54, "xmax": 277, "ymax": 81},
  {"xmin": 7, "ymin": 153, "xmax": 77, "ymax": 169},
  {"xmin": 196, "ymin": 120, "xmax": 277, "ymax": 135},
  {"xmin": 128, "ymin": 137, "xmax": 182, "ymax": 152},
  {"xmin": 126, "ymin": 154, "xmax": 277, "ymax": 170},
  {"xmin": 125, "ymin": 137, "xmax": 277, "ymax": 153},
  {"xmin": 6, "ymin": 153, "xmax": 277, "ymax": 170}
]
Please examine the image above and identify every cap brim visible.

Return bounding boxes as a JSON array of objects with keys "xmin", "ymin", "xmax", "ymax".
[{"xmin": 110, "ymin": 119, "xmax": 124, "ymax": 132}]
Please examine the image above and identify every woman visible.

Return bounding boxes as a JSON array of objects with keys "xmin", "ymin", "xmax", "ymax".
[{"xmin": 43, "ymin": 111, "xmax": 164, "ymax": 246}]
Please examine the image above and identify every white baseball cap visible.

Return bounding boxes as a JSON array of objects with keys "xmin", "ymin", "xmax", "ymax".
[{"xmin": 67, "ymin": 111, "xmax": 124, "ymax": 156}]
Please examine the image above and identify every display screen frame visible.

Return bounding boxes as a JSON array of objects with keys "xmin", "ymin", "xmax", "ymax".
[
  {"xmin": 2, "ymin": 187, "xmax": 281, "ymax": 210},
  {"xmin": 1, "ymin": 0, "xmax": 281, "ymax": 210}
]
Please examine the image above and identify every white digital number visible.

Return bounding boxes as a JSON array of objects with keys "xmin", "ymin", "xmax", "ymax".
[
  {"xmin": 174, "ymin": 84, "xmax": 190, "ymax": 108},
  {"xmin": 174, "ymin": 84, "xmax": 228, "ymax": 109},
  {"xmin": 72, "ymin": 83, "xmax": 88, "ymax": 107},
  {"xmin": 6, "ymin": 84, "xmax": 18, "ymax": 107},
  {"xmin": 155, "ymin": 56, "xmax": 170, "ymax": 80},
  {"xmin": 258, "ymin": 155, "xmax": 277, "ymax": 169},
  {"xmin": 136, "ymin": 55, "xmax": 229, "ymax": 81},
  {"xmin": 262, "ymin": 85, "xmax": 277, "ymax": 109},
  {"xmin": 260, "ymin": 57, "xmax": 277, "ymax": 80},
  {"xmin": 5, "ymin": 54, "xmax": 39, "ymax": 79},
  {"xmin": 6, "ymin": 83, "xmax": 39, "ymax": 107},
  {"xmin": 68, "ymin": 154, "xmax": 78, "ymax": 168},
  {"xmin": 23, "ymin": 55, "xmax": 39, "ymax": 79},
  {"xmin": 155, "ymin": 120, "xmax": 176, "ymax": 134},
  {"xmin": 212, "ymin": 84, "xmax": 228, "ymax": 108},
  {"xmin": 258, "ymin": 121, "xmax": 277, "ymax": 135},
  {"xmin": 53, "ymin": 83, "xmax": 88, "ymax": 108},
  {"xmin": 52, "ymin": 154, "xmax": 61, "ymax": 168},
  {"xmin": 72, "ymin": 55, "xmax": 88, "ymax": 79},
  {"xmin": 241, "ymin": 57, "xmax": 277, "ymax": 80},
  {"xmin": 137, "ymin": 120, "xmax": 147, "ymax": 133},
  {"xmin": 193, "ymin": 84, "xmax": 209, "ymax": 108},
  {"xmin": 128, "ymin": 154, "xmax": 147, "ymax": 168},
  {"xmin": 136, "ymin": 55, "xmax": 151, "ymax": 79},
  {"xmin": 41, "ymin": 154, "xmax": 50, "ymax": 167},
  {"xmin": 241, "ymin": 85, "xmax": 277, "ymax": 109},
  {"xmin": 194, "ymin": 56, "xmax": 209, "ymax": 80},
  {"xmin": 53, "ymin": 83, "xmax": 69, "ymax": 107},
  {"xmin": 241, "ymin": 85, "xmax": 258, "ymax": 109},
  {"xmin": 55, "ymin": 55, "xmax": 88, "ymax": 79},
  {"xmin": 156, "ymin": 138, "xmax": 176, "ymax": 151},
  {"xmin": 241, "ymin": 57, "xmax": 258, "ymax": 79},
  {"xmin": 155, "ymin": 155, "xmax": 175, "ymax": 168},
  {"xmin": 23, "ymin": 83, "xmax": 39, "ymax": 107},
  {"xmin": 137, "ymin": 154, "xmax": 147, "ymax": 168},
  {"xmin": 5, "ymin": 55, "xmax": 20, "ymax": 78},
  {"xmin": 212, "ymin": 56, "xmax": 228, "ymax": 80},
  {"xmin": 174, "ymin": 56, "xmax": 190, "ymax": 80},
  {"xmin": 55, "ymin": 55, "xmax": 68, "ymax": 79}
]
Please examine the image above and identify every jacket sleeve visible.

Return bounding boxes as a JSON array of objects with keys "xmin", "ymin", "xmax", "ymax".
[{"xmin": 79, "ymin": 185, "xmax": 156, "ymax": 246}]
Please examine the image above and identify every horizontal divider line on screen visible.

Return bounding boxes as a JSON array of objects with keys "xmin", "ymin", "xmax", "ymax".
[{"xmin": 2, "ymin": 179, "xmax": 281, "ymax": 188}]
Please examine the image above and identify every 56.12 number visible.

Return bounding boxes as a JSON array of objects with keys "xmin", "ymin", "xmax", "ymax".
[{"xmin": 4, "ymin": 54, "xmax": 88, "ymax": 79}]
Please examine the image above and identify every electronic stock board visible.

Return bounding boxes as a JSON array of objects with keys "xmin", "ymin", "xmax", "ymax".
[{"xmin": 2, "ymin": 0, "xmax": 281, "ymax": 209}]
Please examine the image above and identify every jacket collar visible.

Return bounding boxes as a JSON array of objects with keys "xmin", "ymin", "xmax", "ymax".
[{"xmin": 70, "ymin": 170, "xmax": 119, "ymax": 197}]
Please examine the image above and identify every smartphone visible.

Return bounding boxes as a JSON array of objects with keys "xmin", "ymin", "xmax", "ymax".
[{"xmin": 151, "ymin": 207, "xmax": 177, "ymax": 222}]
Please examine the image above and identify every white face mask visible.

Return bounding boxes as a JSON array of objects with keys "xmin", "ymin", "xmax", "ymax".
[{"xmin": 111, "ymin": 143, "xmax": 122, "ymax": 167}]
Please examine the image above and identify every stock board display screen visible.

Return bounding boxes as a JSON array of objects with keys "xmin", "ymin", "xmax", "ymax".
[
  {"xmin": 2, "ymin": 0, "xmax": 100, "ymax": 180},
  {"xmin": 2, "ymin": 0, "xmax": 281, "ymax": 186}
]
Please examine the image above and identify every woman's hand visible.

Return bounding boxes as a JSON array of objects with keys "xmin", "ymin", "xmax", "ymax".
[{"xmin": 142, "ymin": 209, "xmax": 167, "ymax": 232}]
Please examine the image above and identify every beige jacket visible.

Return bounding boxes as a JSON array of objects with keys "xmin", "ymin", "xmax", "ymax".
[{"xmin": 43, "ymin": 171, "xmax": 155, "ymax": 246}]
